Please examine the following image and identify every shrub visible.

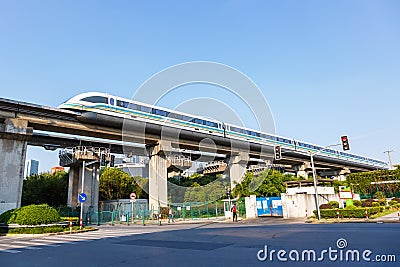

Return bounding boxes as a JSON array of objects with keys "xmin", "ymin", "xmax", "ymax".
[
  {"xmin": 1, "ymin": 204, "xmax": 60, "ymax": 225},
  {"xmin": 388, "ymin": 200, "xmax": 398, "ymax": 206},
  {"xmin": 319, "ymin": 204, "xmax": 332, "ymax": 210},
  {"xmin": 328, "ymin": 201, "xmax": 339, "ymax": 209},
  {"xmin": 0, "ymin": 208, "xmax": 19, "ymax": 224},
  {"xmin": 362, "ymin": 199, "xmax": 373, "ymax": 207},
  {"xmin": 353, "ymin": 200, "xmax": 362, "ymax": 207},
  {"xmin": 392, "ymin": 198, "xmax": 400, "ymax": 203},
  {"xmin": 372, "ymin": 202, "xmax": 380, "ymax": 207},
  {"xmin": 345, "ymin": 205, "xmax": 357, "ymax": 210},
  {"xmin": 314, "ymin": 207, "xmax": 381, "ymax": 219},
  {"xmin": 379, "ymin": 201, "xmax": 386, "ymax": 206},
  {"xmin": 374, "ymin": 191, "xmax": 385, "ymax": 200}
]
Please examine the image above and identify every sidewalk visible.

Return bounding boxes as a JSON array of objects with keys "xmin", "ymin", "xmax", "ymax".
[{"xmin": 375, "ymin": 211, "xmax": 400, "ymax": 222}]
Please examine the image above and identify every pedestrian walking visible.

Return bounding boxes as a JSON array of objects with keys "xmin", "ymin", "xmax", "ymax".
[
  {"xmin": 168, "ymin": 207, "xmax": 174, "ymax": 223},
  {"xmin": 231, "ymin": 204, "xmax": 237, "ymax": 222}
]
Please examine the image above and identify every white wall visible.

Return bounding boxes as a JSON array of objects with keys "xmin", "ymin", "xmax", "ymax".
[{"xmin": 281, "ymin": 186, "xmax": 340, "ymax": 218}]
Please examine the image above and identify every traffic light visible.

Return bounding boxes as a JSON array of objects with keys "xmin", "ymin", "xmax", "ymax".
[
  {"xmin": 100, "ymin": 153, "xmax": 106, "ymax": 166},
  {"xmin": 274, "ymin": 145, "xmax": 282, "ymax": 160},
  {"xmin": 341, "ymin": 136, "xmax": 350, "ymax": 151},
  {"xmin": 110, "ymin": 155, "xmax": 115, "ymax": 167},
  {"xmin": 226, "ymin": 189, "xmax": 231, "ymax": 199}
]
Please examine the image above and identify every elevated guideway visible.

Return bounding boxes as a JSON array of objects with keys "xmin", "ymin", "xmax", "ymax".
[{"xmin": 0, "ymin": 97, "xmax": 387, "ymax": 214}]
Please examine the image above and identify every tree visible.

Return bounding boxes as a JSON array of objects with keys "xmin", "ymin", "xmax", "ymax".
[
  {"xmin": 232, "ymin": 169, "xmax": 300, "ymax": 198},
  {"xmin": 99, "ymin": 168, "xmax": 145, "ymax": 200},
  {"xmin": 22, "ymin": 171, "xmax": 69, "ymax": 207}
]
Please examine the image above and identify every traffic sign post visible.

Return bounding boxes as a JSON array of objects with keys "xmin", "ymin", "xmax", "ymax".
[
  {"xmin": 130, "ymin": 193, "xmax": 136, "ymax": 224},
  {"xmin": 79, "ymin": 161, "xmax": 86, "ymax": 229}
]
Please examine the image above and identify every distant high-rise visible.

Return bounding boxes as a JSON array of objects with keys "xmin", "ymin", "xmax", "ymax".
[{"xmin": 25, "ymin": 159, "xmax": 39, "ymax": 177}]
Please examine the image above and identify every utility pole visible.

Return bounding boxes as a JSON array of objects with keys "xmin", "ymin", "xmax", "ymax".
[{"xmin": 384, "ymin": 150, "xmax": 394, "ymax": 170}]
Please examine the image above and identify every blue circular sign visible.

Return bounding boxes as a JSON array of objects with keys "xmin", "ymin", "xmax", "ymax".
[{"xmin": 78, "ymin": 193, "xmax": 87, "ymax": 203}]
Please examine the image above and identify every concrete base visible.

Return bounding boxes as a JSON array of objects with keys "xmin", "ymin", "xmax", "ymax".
[
  {"xmin": 281, "ymin": 186, "xmax": 340, "ymax": 218},
  {"xmin": 0, "ymin": 119, "xmax": 31, "ymax": 214},
  {"xmin": 67, "ymin": 162, "xmax": 99, "ymax": 212}
]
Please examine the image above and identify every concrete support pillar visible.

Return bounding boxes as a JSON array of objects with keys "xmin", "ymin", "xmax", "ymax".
[
  {"xmin": 147, "ymin": 141, "xmax": 171, "ymax": 213},
  {"xmin": 0, "ymin": 119, "xmax": 32, "ymax": 214},
  {"xmin": 228, "ymin": 152, "xmax": 249, "ymax": 189},
  {"xmin": 67, "ymin": 162, "xmax": 100, "ymax": 212},
  {"xmin": 295, "ymin": 163, "xmax": 311, "ymax": 179},
  {"xmin": 338, "ymin": 168, "xmax": 351, "ymax": 181}
]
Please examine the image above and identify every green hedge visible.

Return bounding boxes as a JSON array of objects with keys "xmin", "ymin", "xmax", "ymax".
[
  {"xmin": 0, "ymin": 204, "xmax": 60, "ymax": 225},
  {"xmin": 314, "ymin": 207, "xmax": 381, "ymax": 218}
]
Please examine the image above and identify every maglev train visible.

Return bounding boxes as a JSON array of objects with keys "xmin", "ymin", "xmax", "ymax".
[{"xmin": 59, "ymin": 92, "xmax": 388, "ymax": 169}]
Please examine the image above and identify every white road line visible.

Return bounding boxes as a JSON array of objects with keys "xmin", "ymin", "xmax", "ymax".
[
  {"xmin": 4, "ymin": 244, "xmax": 43, "ymax": 250},
  {"xmin": 41, "ymin": 237, "xmax": 82, "ymax": 242},
  {"xmin": 15, "ymin": 246, "xmax": 42, "ymax": 250},
  {"xmin": 0, "ymin": 249, "xmax": 21, "ymax": 253},
  {"xmin": 8, "ymin": 241, "xmax": 60, "ymax": 247}
]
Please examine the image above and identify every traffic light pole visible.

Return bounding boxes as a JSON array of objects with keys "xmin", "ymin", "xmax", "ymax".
[
  {"xmin": 310, "ymin": 153, "xmax": 321, "ymax": 220},
  {"xmin": 310, "ymin": 143, "xmax": 341, "ymax": 221}
]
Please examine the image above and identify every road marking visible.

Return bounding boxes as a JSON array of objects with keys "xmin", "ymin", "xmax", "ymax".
[
  {"xmin": 8, "ymin": 241, "xmax": 60, "ymax": 247},
  {"xmin": 0, "ymin": 249, "xmax": 21, "ymax": 253}
]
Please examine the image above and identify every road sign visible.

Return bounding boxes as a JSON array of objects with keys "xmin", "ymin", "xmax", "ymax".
[
  {"xmin": 78, "ymin": 193, "xmax": 87, "ymax": 203},
  {"xmin": 130, "ymin": 192, "xmax": 136, "ymax": 200}
]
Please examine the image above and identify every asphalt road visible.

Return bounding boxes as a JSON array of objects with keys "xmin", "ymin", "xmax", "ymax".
[{"xmin": 0, "ymin": 219, "xmax": 399, "ymax": 267}]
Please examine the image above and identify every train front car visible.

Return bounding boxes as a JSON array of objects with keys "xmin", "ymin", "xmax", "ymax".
[{"xmin": 58, "ymin": 92, "xmax": 110, "ymax": 112}]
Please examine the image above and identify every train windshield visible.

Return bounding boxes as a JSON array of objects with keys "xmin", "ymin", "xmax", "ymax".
[{"xmin": 81, "ymin": 96, "xmax": 108, "ymax": 104}]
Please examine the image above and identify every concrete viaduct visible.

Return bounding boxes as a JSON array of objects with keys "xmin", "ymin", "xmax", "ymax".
[{"xmin": 0, "ymin": 97, "xmax": 382, "ymax": 214}]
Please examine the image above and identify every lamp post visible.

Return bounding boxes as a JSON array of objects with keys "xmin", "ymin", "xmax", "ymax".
[{"xmin": 383, "ymin": 150, "xmax": 394, "ymax": 170}]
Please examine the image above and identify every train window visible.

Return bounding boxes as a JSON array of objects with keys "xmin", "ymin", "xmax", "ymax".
[
  {"xmin": 192, "ymin": 118, "xmax": 204, "ymax": 125},
  {"xmin": 169, "ymin": 112, "xmax": 183, "ymax": 121},
  {"xmin": 81, "ymin": 96, "xmax": 108, "ymax": 104},
  {"xmin": 231, "ymin": 126, "xmax": 244, "ymax": 134},
  {"xmin": 109, "ymin": 98, "xmax": 115, "ymax": 105},
  {"xmin": 140, "ymin": 106, "xmax": 152, "ymax": 113},
  {"xmin": 182, "ymin": 115, "xmax": 193, "ymax": 122},
  {"xmin": 128, "ymin": 103, "xmax": 138, "ymax": 110},
  {"xmin": 205, "ymin": 121, "xmax": 218, "ymax": 128},
  {"xmin": 152, "ymin": 109, "xmax": 169, "ymax": 117},
  {"xmin": 117, "ymin": 100, "xmax": 128, "ymax": 108},
  {"xmin": 249, "ymin": 131, "xmax": 260, "ymax": 137}
]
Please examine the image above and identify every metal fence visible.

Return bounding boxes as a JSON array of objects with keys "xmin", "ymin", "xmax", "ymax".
[{"xmin": 81, "ymin": 198, "xmax": 246, "ymax": 225}]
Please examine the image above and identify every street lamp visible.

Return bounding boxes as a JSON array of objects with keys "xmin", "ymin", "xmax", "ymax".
[{"xmin": 383, "ymin": 150, "xmax": 394, "ymax": 170}]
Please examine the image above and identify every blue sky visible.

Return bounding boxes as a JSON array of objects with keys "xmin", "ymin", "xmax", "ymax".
[{"xmin": 0, "ymin": 1, "xmax": 399, "ymax": 172}]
